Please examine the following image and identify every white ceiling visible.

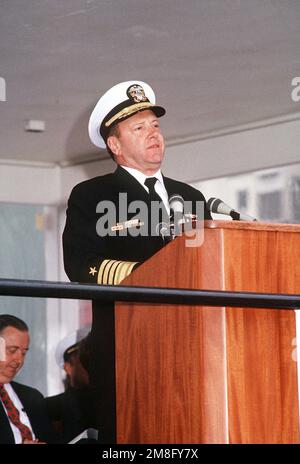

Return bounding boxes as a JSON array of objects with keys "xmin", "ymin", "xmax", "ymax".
[{"xmin": 1, "ymin": 0, "xmax": 300, "ymax": 166}]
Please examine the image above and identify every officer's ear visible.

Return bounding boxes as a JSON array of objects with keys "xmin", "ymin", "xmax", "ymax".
[
  {"xmin": 107, "ymin": 135, "xmax": 121, "ymax": 158},
  {"xmin": 63, "ymin": 361, "xmax": 73, "ymax": 377}
]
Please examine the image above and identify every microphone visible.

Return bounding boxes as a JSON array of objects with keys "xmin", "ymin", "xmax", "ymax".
[
  {"xmin": 156, "ymin": 221, "xmax": 172, "ymax": 242},
  {"xmin": 169, "ymin": 194, "xmax": 184, "ymax": 216},
  {"xmin": 169, "ymin": 194, "xmax": 185, "ymax": 235},
  {"xmin": 207, "ymin": 197, "xmax": 257, "ymax": 221}
]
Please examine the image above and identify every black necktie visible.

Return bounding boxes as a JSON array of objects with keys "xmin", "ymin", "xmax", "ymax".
[
  {"xmin": 144, "ymin": 177, "xmax": 162, "ymax": 202},
  {"xmin": 144, "ymin": 177, "xmax": 169, "ymax": 224}
]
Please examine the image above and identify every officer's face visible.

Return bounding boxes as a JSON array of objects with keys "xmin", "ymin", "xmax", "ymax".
[
  {"xmin": 107, "ymin": 110, "xmax": 165, "ymax": 175},
  {"xmin": 0, "ymin": 327, "xmax": 29, "ymax": 384}
]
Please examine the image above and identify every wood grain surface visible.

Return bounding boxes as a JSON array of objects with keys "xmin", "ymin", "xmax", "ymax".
[
  {"xmin": 115, "ymin": 221, "xmax": 300, "ymax": 443},
  {"xmin": 223, "ymin": 226, "xmax": 299, "ymax": 443}
]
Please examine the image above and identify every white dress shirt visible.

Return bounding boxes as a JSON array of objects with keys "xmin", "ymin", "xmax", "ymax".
[
  {"xmin": 1, "ymin": 383, "xmax": 35, "ymax": 444},
  {"xmin": 121, "ymin": 165, "xmax": 170, "ymax": 214}
]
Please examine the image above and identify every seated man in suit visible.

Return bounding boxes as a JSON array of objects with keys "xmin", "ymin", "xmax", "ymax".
[
  {"xmin": 0, "ymin": 314, "xmax": 56, "ymax": 444},
  {"xmin": 62, "ymin": 80, "xmax": 212, "ymax": 442}
]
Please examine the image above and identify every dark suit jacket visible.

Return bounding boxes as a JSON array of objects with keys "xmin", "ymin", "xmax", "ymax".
[
  {"xmin": 63, "ymin": 165, "xmax": 211, "ymax": 284},
  {"xmin": 0, "ymin": 381, "xmax": 57, "ymax": 444}
]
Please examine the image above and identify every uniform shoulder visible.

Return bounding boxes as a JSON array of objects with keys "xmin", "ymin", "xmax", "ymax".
[
  {"xmin": 67, "ymin": 172, "xmax": 116, "ymax": 202},
  {"xmin": 164, "ymin": 176, "xmax": 206, "ymax": 200},
  {"xmin": 71, "ymin": 172, "xmax": 115, "ymax": 193}
]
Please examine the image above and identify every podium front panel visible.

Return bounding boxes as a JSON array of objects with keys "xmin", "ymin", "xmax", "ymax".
[{"xmin": 115, "ymin": 221, "xmax": 300, "ymax": 443}]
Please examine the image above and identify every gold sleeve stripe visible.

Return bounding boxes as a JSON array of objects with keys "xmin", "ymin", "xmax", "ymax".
[
  {"xmin": 103, "ymin": 260, "xmax": 120, "ymax": 284},
  {"xmin": 108, "ymin": 260, "xmax": 123, "ymax": 284},
  {"xmin": 110, "ymin": 261, "xmax": 123, "ymax": 285},
  {"xmin": 97, "ymin": 259, "xmax": 138, "ymax": 285},
  {"xmin": 98, "ymin": 259, "xmax": 120, "ymax": 284},
  {"xmin": 97, "ymin": 259, "xmax": 113, "ymax": 284},
  {"xmin": 114, "ymin": 261, "xmax": 138, "ymax": 285}
]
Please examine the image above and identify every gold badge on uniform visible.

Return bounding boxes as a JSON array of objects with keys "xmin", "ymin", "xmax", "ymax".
[{"xmin": 127, "ymin": 84, "xmax": 148, "ymax": 103}]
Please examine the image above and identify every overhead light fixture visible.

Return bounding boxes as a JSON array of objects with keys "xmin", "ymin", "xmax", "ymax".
[{"xmin": 24, "ymin": 119, "xmax": 45, "ymax": 132}]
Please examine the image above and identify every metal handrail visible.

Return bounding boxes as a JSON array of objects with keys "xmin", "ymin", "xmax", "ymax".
[{"xmin": 0, "ymin": 278, "xmax": 299, "ymax": 310}]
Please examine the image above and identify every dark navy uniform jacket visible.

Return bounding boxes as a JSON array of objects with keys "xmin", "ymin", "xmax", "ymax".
[{"xmin": 63, "ymin": 165, "xmax": 211, "ymax": 285}]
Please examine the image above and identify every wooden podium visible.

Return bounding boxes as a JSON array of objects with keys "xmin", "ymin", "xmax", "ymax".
[{"xmin": 115, "ymin": 221, "xmax": 300, "ymax": 443}]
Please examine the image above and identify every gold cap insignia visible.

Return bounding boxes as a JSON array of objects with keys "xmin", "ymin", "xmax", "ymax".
[{"xmin": 127, "ymin": 84, "xmax": 148, "ymax": 103}]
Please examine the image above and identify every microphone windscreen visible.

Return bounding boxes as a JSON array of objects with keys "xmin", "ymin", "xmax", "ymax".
[
  {"xmin": 208, "ymin": 197, "xmax": 257, "ymax": 221},
  {"xmin": 169, "ymin": 194, "xmax": 184, "ymax": 213},
  {"xmin": 207, "ymin": 197, "xmax": 233, "ymax": 215}
]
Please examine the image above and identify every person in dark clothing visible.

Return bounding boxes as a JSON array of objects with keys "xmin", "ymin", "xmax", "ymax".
[
  {"xmin": 62, "ymin": 80, "xmax": 211, "ymax": 442},
  {"xmin": 45, "ymin": 331, "xmax": 97, "ymax": 443}
]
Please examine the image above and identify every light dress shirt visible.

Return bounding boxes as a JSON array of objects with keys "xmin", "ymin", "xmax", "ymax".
[{"xmin": 121, "ymin": 165, "xmax": 170, "ymax": 215}]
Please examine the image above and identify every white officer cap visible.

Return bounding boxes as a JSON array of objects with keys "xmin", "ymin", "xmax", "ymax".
[
  {"xmin": 55, "ymin": 326, "xmax": 91, "ymax": 369},
  {"xmin": 88, "ymin": 80, "xmax": 166, "ymax": 149}
]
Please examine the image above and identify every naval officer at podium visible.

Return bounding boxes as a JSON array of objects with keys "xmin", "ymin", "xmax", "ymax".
[{"xmin": 63, "ymin": 80, "xmax": 211, "ymax": 442}]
